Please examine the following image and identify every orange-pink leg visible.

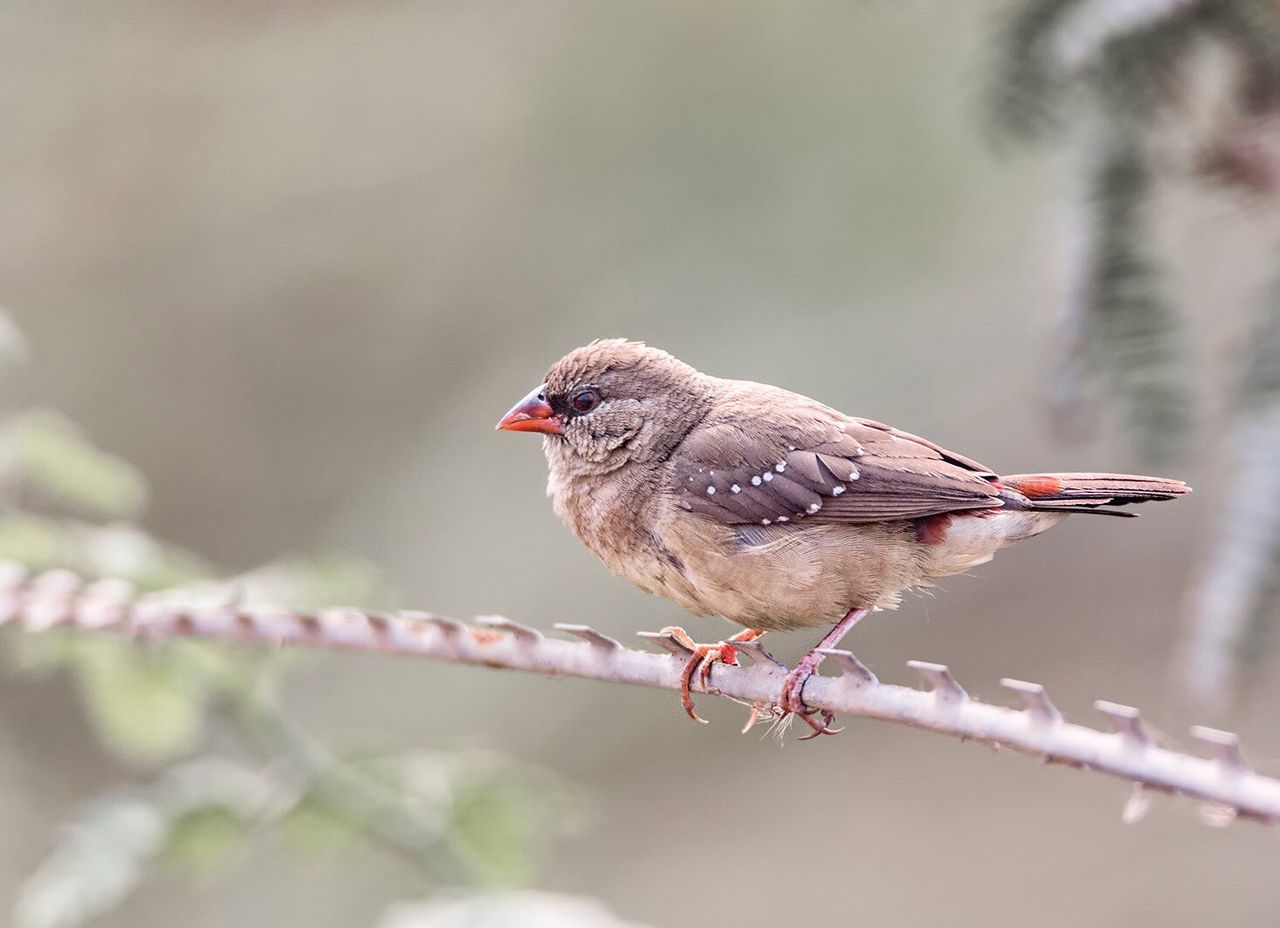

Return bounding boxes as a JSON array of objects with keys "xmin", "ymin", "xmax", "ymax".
[
  {"xmin": 777, "ymin": 607, "xmax": 870, "ymax": 739},
  {"xmin": 661, "ymin": 627, "xmax": 767, "ymax": 723}
]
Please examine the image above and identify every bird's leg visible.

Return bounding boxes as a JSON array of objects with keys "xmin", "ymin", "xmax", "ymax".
[
  {"xmin": 661, "ymin": 626, "xmax": 767, "ymax": 724},
  {"xmin": 778, "ymin": 607, "xmax": 870, "ymax": 739}
]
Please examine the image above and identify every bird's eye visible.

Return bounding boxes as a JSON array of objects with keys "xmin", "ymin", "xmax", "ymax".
[{"xmin": 571, "ymin": 389, "xmax": 601, "ymax": 414}]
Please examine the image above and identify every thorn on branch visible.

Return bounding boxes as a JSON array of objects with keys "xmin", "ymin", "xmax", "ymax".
[{"xmin": 554, "ymin": 624, "xmax": 622, "ymax": 651}]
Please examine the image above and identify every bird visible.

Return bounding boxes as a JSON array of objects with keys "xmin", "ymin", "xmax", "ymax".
[{"xmin": 496, "ymin": 340, "xmax": 1190, "ymax": 737}]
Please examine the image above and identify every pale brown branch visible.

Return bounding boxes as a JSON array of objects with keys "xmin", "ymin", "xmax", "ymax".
[{"xmin": 3, "ymin": 564, "xmax": 1277, "ymax": 825}]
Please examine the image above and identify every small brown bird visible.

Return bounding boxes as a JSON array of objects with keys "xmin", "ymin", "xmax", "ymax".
[{"xmin": 497, "ymin": 340, "xmax": 1189, "ymax": 736}]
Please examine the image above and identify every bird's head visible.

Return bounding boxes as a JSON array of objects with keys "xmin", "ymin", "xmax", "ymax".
[{"xmin": 496, "ymin": 339, "xmax": 710, "ymax": 472}]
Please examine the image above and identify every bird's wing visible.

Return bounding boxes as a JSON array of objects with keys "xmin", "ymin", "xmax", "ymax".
[{"xmin": 671, "ymin": 403, "xmax": 1003, "ymax": 526}]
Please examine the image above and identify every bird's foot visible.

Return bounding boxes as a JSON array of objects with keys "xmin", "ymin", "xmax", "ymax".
[
  {"xmin": 777, "ymin": 653, "xmax": 844, "ymax": 740},
  {"xmin": 772, "ymin": 607, "xmax": 868, "ymax": 740},
  {"xmin": 661, "ymin": 626, "xmax": 765, "ymax": 724}
]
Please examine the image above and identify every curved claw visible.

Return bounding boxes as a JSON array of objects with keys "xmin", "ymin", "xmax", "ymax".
[
  {"xmin": 660, "ymin": 627, "xmax": 764, "ymax": 725},
  {"xmin": 679, "ymin": 648, "xmax": 713, "ymax": 724},
  {"xmin": 779, "ymin": 668, "xmax": 843, "ymax": 739},
  {"xmin": 679, "ymin": 642, "xmax": 742, "ymax": 724},
  {"xmin": 797, "ymin": 709, "xmax": 844, "ymax": 740}
]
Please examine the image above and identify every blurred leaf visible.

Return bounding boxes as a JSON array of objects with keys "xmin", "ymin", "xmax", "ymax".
[
  {"xmin": 0, "ymin": 514, "xmax": 72, "ymax": 569},
  {"xmin": 1067, "ymin": 127, "xmax": 1192, "ymax": 464},
  {"xmin": 379, "ymin": 891, "xmax": 654, "ymax": 928},
  {"xmin": 989, "ymin": 0, "xmax": 1197, "ymax": 143},
  {"xmin": 155, "ymin": 755, "xmax": 276, "ymax": 814},
  {"xmin": 447, "ymin": 779, "xmax": 547, "ymax": 887},
  {"xmin": 1240, "ymin": 271, "xmax": 1280, "ymax": 409},
  {"xmin": 436, "ymin": 755, "xmax": 575, "ymax": 889},
  {"xmin": 1080, "ymin": 11, "xmax": 1198, "ymax": 127},
  {"xmin": 1208, "ymin": 0, "xmax": 1280, "ymax": 91},
  {"xmin": 279, "ymin": 798, "xmax": 368, "ymax": 859},
  {"xmin": 989, "ymin": 0, "xmax": 1086, "ymax": 140},
  {"xmin": 992, "ymin": 3, "xmax": 1203, "ymax": 463},
  {"xmin": 73, "ymin": 523, "xmax": 208, "ymax": 591},
  {"xmin": 74, "ymin": 639, "xmax": 207, "ymax": 765},
  {"xmin": 160, "ymin": 806, "xmax": 248, "ymax": 877},
  {"xmin": 13, "ymin": 794, "xmax": 165, "ymax": 928},
  {"xmin": 0, "ymin": 411, "xmax": 147, "ymax": 521},
  {"xmin": 153, "ymin": 756, "xmax": 276, "ymax": 877}
]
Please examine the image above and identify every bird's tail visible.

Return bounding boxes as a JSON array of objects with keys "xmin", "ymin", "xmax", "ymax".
[{"xmin": 998, "ymin": 473, "xmax": 1191, "ymax": 517}]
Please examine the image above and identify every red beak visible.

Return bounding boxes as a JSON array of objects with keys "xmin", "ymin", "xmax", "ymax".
[{"xmin": 496, "ymin": 384, "xmax": 564, "ymax": 436}]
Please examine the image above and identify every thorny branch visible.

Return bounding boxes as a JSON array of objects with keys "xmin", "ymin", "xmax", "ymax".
[{"xmin": 4, "ymin": 565, "xmax": 1277, "ymax": 826}]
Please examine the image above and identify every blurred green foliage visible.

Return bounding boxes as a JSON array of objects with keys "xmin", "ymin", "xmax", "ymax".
[
  {"xmin": 163, "ymin": 805, "xmax": 250, "ymax": 876},
  {"xmin": 1077, "ymin": 130, "xmax": 1190, "ymax": 465},
  {"xmin": 447, "ymin": 764, "xmax": 571, "ymax": 887},
  {"xmin": 991, "ymin": 0, "xmax": 1214, "ymax": 464},
  {"xmin": 992, "ymin": 0, "xmax": 1280, "ymax": 709},
  {"xmin": 2, "ymin": 411, "xmax": 148, "ymax": 521},
  {"xmin": 0, "ymin": 312, "xmax": 571, "ymax": 928}
]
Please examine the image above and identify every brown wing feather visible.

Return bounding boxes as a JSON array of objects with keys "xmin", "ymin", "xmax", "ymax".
[
  {"xmin": 671, "ymin": 388, "xmax": 1002, "ymax": 526},
  {"xmin": 849, "ymin": 417, "xmax": 995, "ymax": 475}
]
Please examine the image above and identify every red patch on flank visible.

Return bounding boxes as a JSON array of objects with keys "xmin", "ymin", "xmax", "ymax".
[
  {"xmin": 915, "ymin": 514, "xmax": 952, "ymax": 545},
  {"xmin": 1011, "ymin": 476, "xmax": 1064, "ymax": 499},
  {"xmin": 469, "ymin": 628, "xmax": 502, "ymax": 645}
]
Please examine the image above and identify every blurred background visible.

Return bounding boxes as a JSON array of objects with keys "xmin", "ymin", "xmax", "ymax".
[{"xmin": 3, "ymin": 1, "xmax": 1280, "ymax": 926}]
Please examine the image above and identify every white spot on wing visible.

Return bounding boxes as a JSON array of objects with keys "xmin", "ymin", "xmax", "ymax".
[
  {"xmin": 761, "ymin": 519, "xmax": 771, "ymax": 525},
  {"xmin": 775, "ymin": 462, "xmax": 786, "ymax": 472},
  {"xmin": 776, "ymin": 516, "xmax": 788, "ymax": 522},
  {"xmin": 731, "ymin": 484, "xmax": 741, "ymax": 493},
  {"xmin": 706, "ymin": 486, "xmax": 716, "ymax": 495},
  {"xmin": 751, "ymin": 476, "xmax": 762, "ymax": 486},
  {"xmin": 763, "ymin": 473, "xmax": 774, "ymax": 482},
  {"xmin": 808, "ymin": 503, "xmax": 820, "ymax": 513},
  {"xmin": 832, "ymin": 486, "xmax": 845, "ymax": 496}
]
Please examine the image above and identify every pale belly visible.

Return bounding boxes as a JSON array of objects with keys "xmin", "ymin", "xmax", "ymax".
[{"xmin": 652, "ymin": 514, "xmax": 930, "ymax": 631}]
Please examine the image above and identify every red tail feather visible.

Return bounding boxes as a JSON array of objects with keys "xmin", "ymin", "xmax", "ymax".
[{"xmin": 1000, "ymin": 473, "xmax": 1190, "ymax": 513}]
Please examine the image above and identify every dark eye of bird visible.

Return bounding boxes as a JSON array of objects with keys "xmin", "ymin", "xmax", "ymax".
[{"xmin": 571, "ymin": 389, "xmax": 601, "ymax": 415}]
